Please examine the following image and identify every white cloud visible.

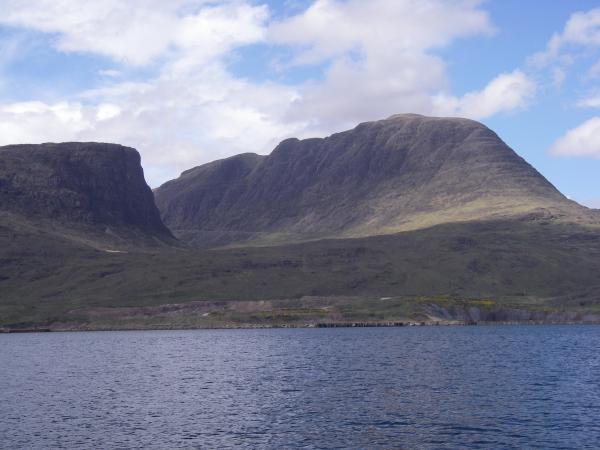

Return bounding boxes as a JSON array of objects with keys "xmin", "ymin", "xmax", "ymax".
[
  {"xmin": 0, "ymin": 0, "xmax": 268, "ymax": 66},
  {"xmin": 531, "ymin": 7, "xmax": 600, "ymax": 67},
  {"xmin": 0, "ymin": 0, "xmax": 178, "ymax": 65},
  {"xmin": 270, "ymin": 0, "xmax": 494, "ymax": 64},
  {"xmin": 98, "ymin": 69, "xmax": 121, "ymax": 78},
  {"xmin": 270, "ymin": 0, "xmax": 495, "ymax": 130},
  {"xmin": 0, "ymin": 0, "xmax": 536, "ymax": 187},
  {"xmin": 285, "ymin": 52, "xmax": 448, "ymax": 131},
  {"xmin": 549, "ymin": 117, "xmax": 600, "ymax": 157},
  {"xmin": 1, "ymin": 101, "xmax": 86, "ymax": 123},
  {"xmin": 78, "ymin": 63, "xmax": 300, "ymax": 179},
  {"xmin": 0, "ymin": 0, "xmax": 284, "ymax": 186},
  {"xmin": 0, "ymin": 64, "xmax": 301, "ymax": 186},
  {"xmin": 560, "ymin": 8, "xmax": 600, "ymax": 46},
  {"xmin": 576, "ymin": 94, "xmax": 600, "ymax": 108},
  {"xmin": 433, "ymin": 70, "xmax": 536, "ymax": 119},
  {"xmin": 0, "ymin": 101, "xmax": 91, "ymax": 144},
  {"xmin": 168, "ymin": 3, "xmax": 268, "ymax": 75},
  {"xmin": 528, "ymin": 7, "xmax": 600, "ymax": 114},
  {"xmin": 96, "ymin": 104, "xmax": 121, "ymax": 121}
]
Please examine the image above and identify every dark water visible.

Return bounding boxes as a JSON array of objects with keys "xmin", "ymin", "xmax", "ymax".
[{"xmin": 1, "ymin": 326, "xmax": 600, "ymax": 449}]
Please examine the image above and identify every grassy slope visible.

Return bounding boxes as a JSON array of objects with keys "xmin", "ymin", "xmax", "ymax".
[{"xmin": 2, "ymin": 214, "xmax": 600, "ymax": 328}]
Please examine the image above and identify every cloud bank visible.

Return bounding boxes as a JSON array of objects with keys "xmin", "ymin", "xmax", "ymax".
[{"xmin": 0, "ymin": 0, "xmax": 537, "ymax": 186}]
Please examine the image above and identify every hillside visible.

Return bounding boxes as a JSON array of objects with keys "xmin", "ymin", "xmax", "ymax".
[
  {"xmin": 1, "ymin": 218, "xmax": 600, "ymax": 329},
  {"xmin": 1, "ymin": 118, "xmax": 600, "ymax": 330},
  {"xmin": 155, "ymin": 114, "xmax": 592, "ymax": 247},
  {"xmin": 0, "ymin": 142, "xmax": 173, "ymax": 248}
]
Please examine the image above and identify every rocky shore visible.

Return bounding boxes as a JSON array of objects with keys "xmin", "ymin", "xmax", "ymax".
[{"xmin": 3, "ymin": 296, "xmax": 598, "ymax": 332}]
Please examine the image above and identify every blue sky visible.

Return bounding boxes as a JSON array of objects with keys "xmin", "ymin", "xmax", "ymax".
[{"xmin": 0, "ymin": 0, "xmax": 599, "ymax": 207}]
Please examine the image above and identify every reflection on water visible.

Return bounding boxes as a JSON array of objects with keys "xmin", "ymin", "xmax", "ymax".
[{"xmin": 1, "ymin": 326, "xmax": 600, "ymax": 449}]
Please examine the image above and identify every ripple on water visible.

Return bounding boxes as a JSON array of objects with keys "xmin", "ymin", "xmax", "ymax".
[{"xmin": 1, "ymin": 326, "xmax": 600, "ymax": 449}]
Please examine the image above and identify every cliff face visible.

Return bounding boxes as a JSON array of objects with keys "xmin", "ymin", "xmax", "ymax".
[
  {"xmin": 0, "ymin": 142, "xmax": 172, "ymax": 242},
  {"xmin": 155, "ymin": 114, "xmax": 583, "ymax": 247}
]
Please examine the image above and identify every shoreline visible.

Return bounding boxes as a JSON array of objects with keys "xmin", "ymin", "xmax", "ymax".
[
  {"xmin": 2, "ymin": 319, "xmax": 600, "ymax": 334},
  {"xmin": 4, "ymin": 295, "xmax": 600, "ymax": 333}
]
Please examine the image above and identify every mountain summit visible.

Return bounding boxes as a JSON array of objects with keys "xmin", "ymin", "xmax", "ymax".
[{"xmin": 155, "ymin": 114, "xmax": 586, "ymax": 247}]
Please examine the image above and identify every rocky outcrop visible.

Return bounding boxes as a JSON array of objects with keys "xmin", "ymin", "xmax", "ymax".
[
  {"xmin": 423, "ymin": 303, "xmax": 600, "ymax": 324},
  {"xmin": 0, "ymin": 142, "xmax": 172, "ymax": 242},
  {"xmin": 155, "ymin": 114, "xmax": 589, "ymax": 247}
]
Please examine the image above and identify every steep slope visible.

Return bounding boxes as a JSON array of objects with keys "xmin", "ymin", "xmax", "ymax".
[
  {"xmin": 155, "ymin": 114, "xmax": 591, "ymax": 247},
  {"xmin": 0, "ymin": 142, "xmax": 173, "ymax": 248}
]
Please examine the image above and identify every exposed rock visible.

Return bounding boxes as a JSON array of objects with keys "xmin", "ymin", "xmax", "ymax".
[
  {"xmin": 155, "ymin": 114, "xmax": 590, "ymax": 247},
  {"xmin": 0, "ymin": 142, "xmax": 172, "ymax": 244}
]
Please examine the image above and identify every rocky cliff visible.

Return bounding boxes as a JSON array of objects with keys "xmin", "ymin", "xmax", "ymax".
[{"xmin": 0, "ymin": 142, "xmax": 172, "ymax": 245}]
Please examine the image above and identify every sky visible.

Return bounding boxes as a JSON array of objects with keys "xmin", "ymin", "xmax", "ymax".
[{"xmin": 0, "ymin": 0, "xmax": 599, "ymax": 208}]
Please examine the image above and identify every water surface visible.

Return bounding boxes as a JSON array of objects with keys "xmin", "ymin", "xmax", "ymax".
[{"xmin": 1, "ymin": 326, "xmax": 600, "ymax": 449}]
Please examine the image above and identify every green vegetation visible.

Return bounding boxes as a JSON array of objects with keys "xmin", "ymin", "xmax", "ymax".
[
  {"xmin": 2, "ymin": 119, "xmax": 600, "ymax": 330},
  {"xmin": 2, "ymin": 217, "xmax": 600, "ymax": 329}
]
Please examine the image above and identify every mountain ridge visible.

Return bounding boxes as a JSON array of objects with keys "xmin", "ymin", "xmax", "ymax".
[
  {"xmin": 1, "ymin": 114, "xmax": 600, "ymax": 329},
  {"xmin": 155, "ymin": 114, "xmax": 593, "ymax": 247}
]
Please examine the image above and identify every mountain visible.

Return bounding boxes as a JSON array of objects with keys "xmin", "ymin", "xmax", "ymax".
[
  {"xmin": 1, "ymin": 117, "xmax": 600, "ymax": 330},
  {"xmin": 0, "ymin": 142, "xmax": 173, "ymax": 248},
  {"xmin": 155, "ymin": 114, "xmax": 592, "ymax": 247}
]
